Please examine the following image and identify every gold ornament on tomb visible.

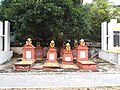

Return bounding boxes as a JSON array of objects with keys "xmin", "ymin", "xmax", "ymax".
[
  {"xmin": 80, "ymin": 39, "xmax": 85, "ymax": 46},
  {"xmin": 62, "ymin": 41, "xmax": 66, "ymax": 47},
  {"xmin": 74, "ymin": 41, "xmax": 78, "ymax": 48},
  {"xmin": 36, "ymin": 42, "xmax": 40, "ymax": 46},
  {"xmin": 66, "ymin": 43, "xmax": 71, "ymax": 51},
  {"xmin": 50, "ymin": 40, "xmax": 55, "ymax": 48},
  {"xmin": 26, "ymin": 38, "xmax": 32, "ymax": 44}
]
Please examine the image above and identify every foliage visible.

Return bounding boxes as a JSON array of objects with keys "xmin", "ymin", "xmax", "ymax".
[
  {"xmin": 88, "ymin": 0, "xmax": 120, "ymax": 41},
  {"xmin": 1, "ymin": 0, "xmax": 91, "ymax": 46}
]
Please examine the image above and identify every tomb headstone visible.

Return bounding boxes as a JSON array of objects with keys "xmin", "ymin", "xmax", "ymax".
[
  {"xmin": 15, "ymin": 38, "xmax": 36, "ymax": 70},
  {"xmin": 43, "ymin": 40, "xmax": 60, "ymax": 68},
  {"xmin": 46, "ymin": 40, "xmax": 57, "ymax": 62},
  {"xmin": 76, "ymin": 39, "xmax": 96, "ymax": 70},
  {"xmin": 60, "ymin": 41, "xmax": 66, "ymax": 59},
  {"xmin": 72, "ymin": 41, "xmax": 78, "ymax": 60},
  {"xmin": 76, "ymin": 39, "xmax": 88, "ymax": 61},
  {"xmin": 22, "ymin": 38, "xmax": 36, "ymax": 60},
  {"xmin": 62, "ymin": 43, "xmax": 73, "ymax": 64},
  {"xmin": 35, "ymin": 42, "xmax": 43, "ymax": 60}
]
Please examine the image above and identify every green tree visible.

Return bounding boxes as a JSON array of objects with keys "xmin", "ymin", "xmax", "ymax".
[
  {"xmin": 89, "ymin": 0, "xmax": 119, "ymax": 41},
  {"xmin": 1, "ymin": 0, "xmax": 91, "ymax": 45}
]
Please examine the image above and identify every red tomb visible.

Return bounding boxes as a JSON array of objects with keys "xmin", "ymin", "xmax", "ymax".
[
  {"xmin": 76, "ymin": 39, "xmax": 88, "ymax": 62},
  {"xmin": 44, "ymin": 40, "xmax": 60, "ymax": 68},
  {"xmin": 72, "ymin": 41, "xmax": 78, "ymax": 60},
  {"xmin": 60, "ymin": 41, "xmax": 66, "ymax": 59},
  {"xmin": 15, "ymin": 38, "xmax": 36, "ymax": 70},
  {"xmin": 62, "ymin": 43, "xmax": 73, "ymax": 64},
  {"xmin": 22, "ymin": 38, "xmax": 36, "ymax": 60},
  {"xmin": 35, "ymin": 42, "xmax": 43, "ymax": 60},
  {"xmin": 76, "ymin": 39, "xmax": 96, "ymax": 70},
  {"xmin": 46, "ymin": 40, "xmax": 57, "ymax": 62}
]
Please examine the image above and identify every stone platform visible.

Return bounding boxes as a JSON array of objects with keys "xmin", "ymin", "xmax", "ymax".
[
  {"xmin": 0, "ymin": 51, "xmax": 13, "ymax": 64},
  {"xmin": 15, "ymin": 60, "xmax": 35, "ymax": 70},
  {"xmin": 43, "ymin": 61, "xmax": 60, "ymax": 68},
  {"xmin": 31, "ymin": 63, "xmax": 43, "ymax": 70},
  {"xmin": 77, "ymin": 61, "xmax": 96, "ymax": 70},
  {"xmin": 99, "ymin": 50, "xmax": 120, "ymax": 65},
  {"xmin": 61, "ymin": 64, "xmax": 79, "ymax": 70}
]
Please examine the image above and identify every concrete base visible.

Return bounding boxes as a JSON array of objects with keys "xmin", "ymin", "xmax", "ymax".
[
  {"xmin": 77, "ymin": 61, "xmax": 96, "ymax": 70},
  {"xmin": 0, "ymin": 51, "xmax": 13, "ymax": 64},
  {"xmin": 99, "ymin": 50, "xmax": 120, "ymax": 64}
]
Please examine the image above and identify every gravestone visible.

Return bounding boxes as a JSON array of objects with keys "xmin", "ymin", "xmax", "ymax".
[
  {"xmin": 77, "ymin": 39, "xmax": 96, "ymax": 70},
  {"xmin": 76, "ymin": 39, "xmax": 88, "ymax": 61},
  {"xmin": 72, "ymin": 40, "xmax": 78, "ymax": 60},
  {"xmin": 35, "ymin": 42, "xmax": 43, "ymax": 60},
  {"xmin": 22, "ymin": 38, "xmax": 36, "ymax": 60},
  {"xmin": 43, "ymin": 40, "xmax": 60, "ymax": 68},
  {"xmin": 61, "ymin": 43, "xmax": 79, "ymax": 70},
  {"xmin": 60, "ymin": 41, "xmax": 66, "ymax": 59},
  {"xmin": 15, "ymin": 38, "xmax": 35, "ymax": 70},
  {"xmin": 62, "ymin": 43, "xmax": 73, "ymax": 64}
]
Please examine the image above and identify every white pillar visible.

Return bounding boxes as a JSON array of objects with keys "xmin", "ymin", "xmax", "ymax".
[
  {"xmin": 101, "ymin": 22, "xmax": 107, "ymax": 51},
  {"xmin": 108, "ymin": 22, "xmax": 113, "ymax": 50},
  {"xmin": 0, "ymin": 21, "xmax": 3, "ymax": 51},
  {"xmin": 4, "ymin": 21, "xmax": 10, "ymax": 51}
]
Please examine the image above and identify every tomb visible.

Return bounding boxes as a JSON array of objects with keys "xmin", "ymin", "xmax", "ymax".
[
  {"xmin": 35, "ymin": 42, "xmax": 43, "ymax": 60},
  {"xmin": 15, "ymin": 38, "xmax": 36, "ymax": 70},
  {"xmin": 22, "ymin": 38, "xmax": 36, "ymax": 60},
  {"xmin": 61, "ymin": 43, "xmax": 79, "ymax": 69},
  {"xmin": 76, "ymin": 39, "xmax": 88, "ymax": 61},
  {"xmin": 62, "ymin": 43, "xmax": 73, "ymax": 64},
  {"xmin": 72, "ymin": 40, "xmax": 78, "ymax": 60},
  {"xmin": 43, "ymin": 40, "xmax": 60, "ymax": 68},
  {"xmin": 76, "ymin": 39, "xmax": 96, "ymax": 70},
  {"xmin": 60, "ymin": 41, "xmax": 66, "ymax": 59}
]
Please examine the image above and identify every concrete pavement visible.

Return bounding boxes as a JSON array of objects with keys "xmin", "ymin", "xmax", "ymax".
[{"xmin": 0, "ymin": 72, "xmax": 120, "ymax": 88}]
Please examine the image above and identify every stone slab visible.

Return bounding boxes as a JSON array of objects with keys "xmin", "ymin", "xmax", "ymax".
[
  {"xmin": 15, "ymin": 60, "xmax": 35, "ymax": 70},
  {"xmin": 43, "ymin": 61, "xmax": 60, "ymax": 68},
  {"xmin": 77, "ymin": 61, "xmax": 97, "ymax": 71},
  {"xmin": 0, "ymin": 51, "xmax": 13, "ymax": 64},
  {"xmin": 32, "ymin": 63, "xmax": 43, "ymax": 70},
  {"xmin": 61, "ymin": 64, "xmax": 79, "ymax": 70}
]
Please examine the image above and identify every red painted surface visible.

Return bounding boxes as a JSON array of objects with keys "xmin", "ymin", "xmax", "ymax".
[
  {"xmin": 35, "ymin": 45, "xmax": 43, "ymax": 58},
  {"xmin": 76, "ymin": 45, "xmax": 88, "ymax": 61},
  {"xmin": 22, "ymin": 44, "xmax": 36, "ymax": 60},
  {"xmin": 60, "ymin": 47, "xmax": 66, "ymax": 57},
  {"xmin": 15, "ymin": 62, "xmax": 35, "ymax": 70},
  {"xmin": 72, "ymin": 48, "xmax": 77, "ymax": 60},
  {"xmin": 46, "ymin": 48, "xmax": 57, "ymax": 62},
  {"xmin": 62, "ymin": 50, "xmax": 73, "ymax": 64},
  {"xmin": 77, "ymin": 61, "xmax": 96, "ymax": 70}
]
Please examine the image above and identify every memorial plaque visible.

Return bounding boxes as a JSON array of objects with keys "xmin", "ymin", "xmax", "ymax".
[
  {"xmin": 36, "ymin": 51, "xmax": 40, "ymax": 57},
  {"xmin": 26, "ymin": 51, "xmax": 31, "ymax": 59},
  {"xmin": 65, "ymin": 57, "xmax": 71, "ymax": 61},
  {"xmin": 80, "ymin": 51, "xmax": 85, "ymax": 58},
  {"xmin": 49, "ymin": 54, "xmax": 54, "ymax": 60}
]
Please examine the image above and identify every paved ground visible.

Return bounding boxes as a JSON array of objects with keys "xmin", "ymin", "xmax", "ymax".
[
  {"xmin": 1, "ymin": 58, "xmax": 120, "ymax": 73},
  {"xmin": 0, "ymin": 72, "xmax": 120, "ymax": 88},
  {"xmin": 0, "ymin": 58, "xmax": 120, "ymax": 89}
]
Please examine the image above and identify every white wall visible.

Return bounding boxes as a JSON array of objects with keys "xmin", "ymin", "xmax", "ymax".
[{"xmin": 0, "ymin": 51, "xmax": 13, "ymax": 64}]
